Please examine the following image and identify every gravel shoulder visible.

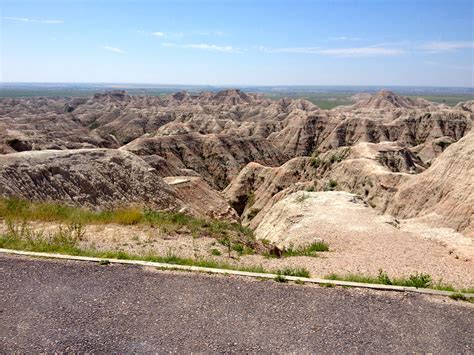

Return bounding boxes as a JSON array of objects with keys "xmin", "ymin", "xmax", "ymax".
[{"xmin": 1, "ymin": 254, "xmax": 473, "ymax": 353}]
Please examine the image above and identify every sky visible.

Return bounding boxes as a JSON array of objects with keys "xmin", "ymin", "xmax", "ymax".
[{"xmin": 1, "ymin": 0, "xmax": 473, "ymax": 87}]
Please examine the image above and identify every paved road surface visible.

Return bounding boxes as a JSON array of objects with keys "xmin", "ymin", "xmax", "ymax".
[{"xmin": 1, "ymin": 255, "xmax": 473, "ymax": 353}]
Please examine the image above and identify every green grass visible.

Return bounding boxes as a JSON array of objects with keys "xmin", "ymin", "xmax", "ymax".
[
  {"xmin": 326, "ymin": 269, "xmax": 473, "ymax": 293},
  {"xmin": 277, "ymin": 267, "xmax": 311, "ymax": 278},
  {"xmin": 0, "ymin": 222, "xmax": 268, "ymax": 274},
  {"xmin": 274, "ymin": 274, "xmax": 287, "ymax": 283},
  {"xmin": 449, "ymin": 293, "xmax": 474, "ymax": 303},
  {"xmin": 231, "ymin": 243, "xmax": 255, "ymax": 256},
  {"xmin": 209, "ymin": 248, "xmax": 222, "ymax": 256},
  {"xmin": 406, "ymin": 95, "xmax": 473, "ymax": 107},
  {"xmin": 0, "ymin": 197, "xmax": 255, "ymax": 242},
  {"xmin": 282, "ymin": 241, "xmax": 330, "ymax": 257}
]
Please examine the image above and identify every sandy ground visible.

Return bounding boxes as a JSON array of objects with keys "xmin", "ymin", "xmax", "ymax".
[{"xmin": 1, "ymin": 219, "xmax": 472, "ymax": 289}]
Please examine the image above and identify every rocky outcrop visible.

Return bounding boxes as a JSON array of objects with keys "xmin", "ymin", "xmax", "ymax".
[
  {"xmin": 455, "ymin": 100, "xmax": 474, "ymax": 113},
  {"xmin": 387, "ymin": 131, "xmax": 474, "ymax": 235},
  {"xmin": 122, "ymin": 132, "xmax": 288, "ymax": 189},
  {"xmin": 1, "ymin": 89, "xmax": 472, "ymax": 237},
  {"xmin": 352, "ymin": 90, "xmax": 419, "ymax": 109},
  {"xmin": 0, "ymin": 149, "xmax": 183, "ymax": 211},
  {"xmin": 225, "ymin": 141, "xmax": 425, "ymax": 228},
  {"xmin": 254, "ymin": 191, "xmax": 399, "ymax": 248},
  {"xmin": 164, "ymin": 176, "xmax": 239, "ymax": 222}
]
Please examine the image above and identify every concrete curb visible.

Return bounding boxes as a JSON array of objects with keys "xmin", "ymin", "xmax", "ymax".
[{"xmin": 1, "ymin": 248, "xmax": 473, "ymax": 299}]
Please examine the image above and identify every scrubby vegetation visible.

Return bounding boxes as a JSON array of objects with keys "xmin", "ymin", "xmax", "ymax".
[
  {"xmin": 294, "ymin": 193, "xmax": 310, "ymax": 203},
  {"xmin": 247, "ymin": 208, "xmax": 261, "ymax": 220},
  {"xmin": 326, "ymin": 269, "xmax": 473, "ymax": 293},
  {"xmin": 449, "ymin": 293, "xmax": 474, "ymax": 303},
  {"xmin": 309, "ymin": 148, "xmax": 351, "ymax": 170},
  {"xmin": 276, "ymin": 267, "xmax": 311, "ymax": 278},
  {"xmin": 281, "ymin": 241, "xmax": 330, "ymax": 257},
  {"xmin": 0, "ymin": 220, "xmax": 269, "ymax": 273},
  {"xmin": 326, "ymin": 180, "xmax": 338, "ymax": 191},
  {"xmin": 0, "ymin": 196, "xmax": 255, "ymax": 244}
]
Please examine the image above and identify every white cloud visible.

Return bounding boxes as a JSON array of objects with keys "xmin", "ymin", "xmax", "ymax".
[
  {"xmin": 420, "ymin": 41, "xmax": 474, "ymax": 53},
  {"xmin": 42, "ymin": 19, "xmax": 64, "ymax": 24},
  {"xmin": 150, "ymin": 31, "xmax": 226, "ymax": 38},
  {"xmin": 3, "ymin": 16, "xmax": 31, "ymax": 22},
  {"xmin": 318, "ymin": 47, "xmax": 404, "ymax": 56},
  {"xmin": 162, "ymin": 42, "xmax": 239, "ymax": 53},
  {"xmin": 259, "ymin": 45, "xmax": 404, "ymax": 57},
  {"xmin": 103, "ymin": 46, "xmax": 125, "ymax": 54},
  {"xmin": 329, "ymin": 36, "xmax": 361, "ymax": 41},
  {"xmin": 3, "ymin": 16, "xmax": 63, "ymax": 24}
]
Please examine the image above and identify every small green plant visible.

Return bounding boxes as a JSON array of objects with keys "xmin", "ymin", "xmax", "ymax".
[
  {"xmin": 327, "ymin": 271, "xmax": 434, "ymax": 289},
  {"xmin": 377, "ymin": 269, "xmax": 392, "ymax": 285},
  {"xmin": 219, "ymin": 236, "xmax": 232, "ymax": 258},
  {"xmin": 88, "ymin": 121, "xmax": 100, "ymax": 129},
  {"xmin": 282, "ymin": 241, "xmax": 329, "ymax": 257},
  {"xmin": 327, "ymin": 180, "xmax": 338, "ymax": 190},
  {"xmin": 246, "ymin": 192, "xmax": 256, "ymax": 207},
  {"xmin": 247, "ymin": 208, "xmax": 261, "ymax": 220},
  {"xmin": 231, "ymin": 243, "xmax": 255, "ymax": 256},
  {"xmin": 435, "ymin": 140, "xmax": 452, "ymax": 150},
  {"xmin": 295, "ymin": 193, "xmax": 310, "ymax": 203},
  {"xmin": 277, "ymin": 267, "xmax": 310, "ymax": 278},
  {"xmin": 232, "ymin": 243, "xmax": 245, "ymax": 254},
  {"xmin": 310, "ymin": 156, "xmax": 322, "ymax": 168},
  {"xmin": 274, "ymin": 274, "xmax": 287, "ymax": 283},
  {"xmin": 449, "ymin": 293, "xmax": 473, "ymax": 303},
  {"xmin": 210, "ymin": 248, "xmax": 222, "ymax": 256},
  {"xmin": 405, "ymin": 272, "xmax": 432, "ymax": 288},
  {"xmin": 99, "ymin": 259, "xmax": 110, "ymax": 265},
  {"xmin": 321, "ymin": 283, "xmax": 335, "ymax": 288},
  {"xmin": 450, "ymin": 293, "xmax": 467, "ymax": 301}
]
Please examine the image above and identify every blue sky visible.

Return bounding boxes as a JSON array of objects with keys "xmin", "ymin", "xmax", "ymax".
[{"xmin": 1, "ymin": 0, "xmax": 473, "ymax": 86}]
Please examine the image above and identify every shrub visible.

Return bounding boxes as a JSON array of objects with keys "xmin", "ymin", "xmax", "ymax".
[
  {"xmin": 294, "ymin": 193, "xmax": 310, "ymax": 203},
  {"xmin": 282, "ymin": 241, "xmax": 329, "ymax": 257},
  {"xmin": 210, "ymin": 248, "xmax": 222, "ymax": 256},
  {"xmin": 310, "ymin": 156, "xmax": 322, "ymax": 168},
  {"xmin": 274, "ymin": 274, "xmax": 287, "ymax": 283},
  {"xmin": 405, "ymin": 272, "xmax": 432, "ymax": 288},
  {"xmin": 247, "ymin": 208, "xmax": 261, "ymax": 220},
  {"xmin": 246, "ymin": 192, "xmax": 255, "ymax": 207},
  {"xmin": 277, "ymin": 267, "xmax": 310, "ymax": 278},
  {"xmin": 328, "ymin": 180, "xmax": 338, "ymax": 189},
  {"xmin": 377, "ymin": 269, "xmax": 392, "ymax": 285}
]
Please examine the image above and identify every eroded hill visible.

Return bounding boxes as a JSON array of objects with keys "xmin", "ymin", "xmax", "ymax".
[{"xmin": 0, "ymin": 89, "xmax": 473, "ymax": 286}]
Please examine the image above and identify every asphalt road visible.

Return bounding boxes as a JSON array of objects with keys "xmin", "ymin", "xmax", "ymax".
[{"xmin": 1, "ymin": 255, "xmax": 473, "ymax": 353}]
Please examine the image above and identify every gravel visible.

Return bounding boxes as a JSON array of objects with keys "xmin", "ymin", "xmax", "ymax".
[{"xmin": 1, "ymin": 254, "xmax": 473, "ymax": 353}]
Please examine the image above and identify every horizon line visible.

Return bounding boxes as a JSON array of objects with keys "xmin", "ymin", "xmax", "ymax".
[{"xmin": 1, "ymin": 81, "xmax": 473, "ymax": 90}]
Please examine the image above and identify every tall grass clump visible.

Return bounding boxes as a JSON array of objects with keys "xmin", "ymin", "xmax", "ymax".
[
  {"xmin": 281, "ymin": 241, "xmax": 330, "ymax": 257},
  {"xmin": 0, "ymin": 197, "xmax": 255, "ymax": 244}
]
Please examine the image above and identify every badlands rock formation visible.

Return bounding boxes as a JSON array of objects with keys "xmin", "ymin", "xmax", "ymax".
[
  {"xmin": 0, "ymin": 89, "xmax": 472, "ymax": 242},
  {"xmin": 255, "ymin": 191, "xmax": 400, "ymax": 248},
  {"xmin": 0, "ymin": 149, "xmax": 182, "ymax": 211},
  {"xmin": 387, "ymin": 130, "xmax": 474, "ymax": 236}
]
